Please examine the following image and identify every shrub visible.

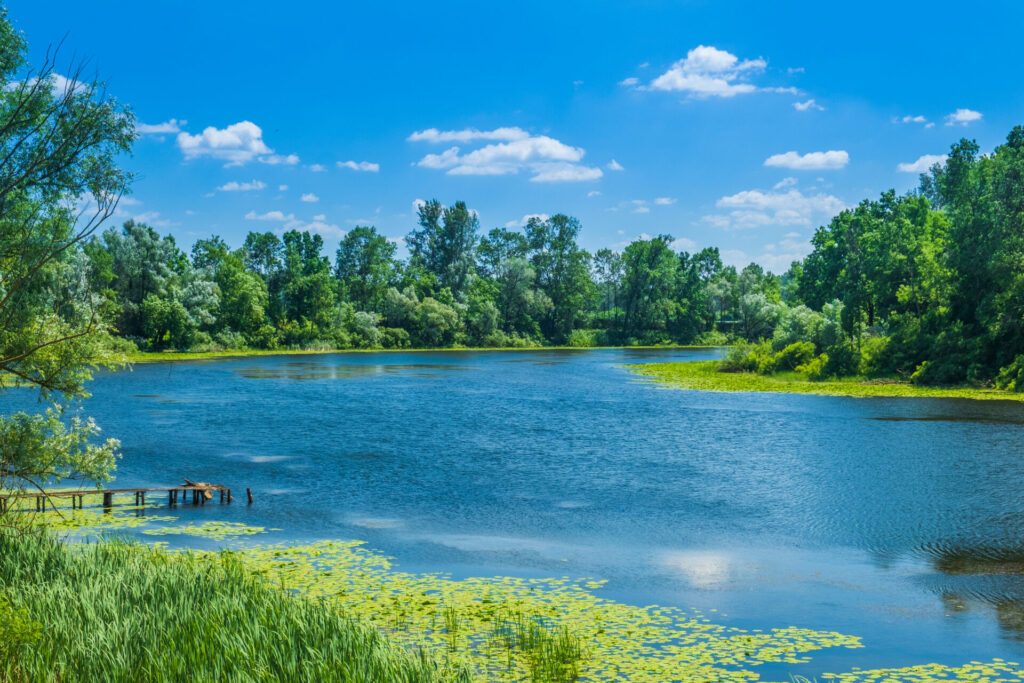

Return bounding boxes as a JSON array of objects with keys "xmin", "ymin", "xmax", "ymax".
[
  {"xmin": 693, "ymin": 330, "xmax": 730, "ymax": 346},
  {"xmin": 797, "ymin": 353, "xmax": 829, "ymax": 381},
  {"xmin": 567, "ymin": 329, "xmax": 601, "ymax": 348},
  {"xmin": 996, "ymin": 355, "xmax": 1024, "ymax": 391},
  {"xmin": 772, "ymin": 341, "xmax": 816, "ymax": 371}
]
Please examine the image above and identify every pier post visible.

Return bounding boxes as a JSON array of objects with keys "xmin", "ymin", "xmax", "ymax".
[
  {"xmin": 246, "ymin": 488, "xmax": 253, "ymax": 505},
  {"xmin": 102, "ymin": 492, "xmax": 113, "ymax": 511}
]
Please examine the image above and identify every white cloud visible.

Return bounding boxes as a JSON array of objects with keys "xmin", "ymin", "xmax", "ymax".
[
  {"xmin": 647, "ymin": 45, "xmax": 767, "ymax": 98},
  {"xmin": 704, "ymin": 187, "xmax": 846, "ymax": 230},
  {"xmin": 245, "ymin": 210, "xmax": 343, "ymax": 239},
  {"xmin": 259, "ymin": 153, "xmax": 300, "ymax": 166},
  {"xmin": 412, "ymin": 128, "xmax": 601, "ymax": 183},
  {"xmin": 407, "ymin": 127, "xmax": 530, "ymax": 143},
  {"xmin": 587, "ymin": 190, "xmax": 602, "ymax": 198},
  {"xmin": 278, "ymin": 184, "xmax": 288, "ymax": 191},
  {"xmin": 607, "ymin": 159, "xmax": 625, "ymax": 171},
  {"xmin": 217, "ymin": 180, "xmax": 266, "ymax": 192},
  {"xmin": 764, "ymin": 150, "xmax": 849, "ymax": 171},
  {"xmin": 301, "ymin": 192, "xmax": 320, "ymax": 202},
  {"xmin": 245, "ymin": 210, "xmax": 293, "ymax": 222},
  {"xmin": 773, "ymin": 177, "xmax": 798, "ymax": 189},
  {"xmin": 793, "ymin": 99, "xmax": 824, "ymax": 112},
  {"xmin": 130, "ymin": 210, "xmax": 177, "ymax": 228},
  {"xmin": 177, "ymin": 121, "xmax": 298, "ymax": 166},
  {"xmin": 619, "ymin": 77, "xmax": 640, "ymax": 87},
  {"xmin": 787, "ymin": 67, "xmax": 806, "ymax": 74},
  {"xmin": 337, "ymin": 160, "xmax": 380, "ymax": 172},
  {"xmin": 654, "ymin": 197, "xmax": 676, "ymax": 205},
  {"xmin": 671, "ymin": 237, "xmax": 698, "ymax": 252},
  {"xmin": 530, "ymin": 163, "xmax": 603, "ymax": 183},
  {"xmin": 412, "ymin": 198, "xmax": 426, "ymax": 213},
  {"xmin": 137, "ymin": 118, "xmax": 185, "ymax": 135},
  {"xmin": 898, "ymin": 114, "xmax": 928, "ymax": 124},
  {"xmin": 945, "ymin": 108, "xmax": 982, "ymax": 127},
  {"xmin": 504, "ymin": 213, "xmax": 550, "ymax": 228},
  {"xmin": 308, "ymin": 163, "xmax": 327, "ymax": 172},
  {"xmin": 897, "ymin": 154, "xmax": 947, "ymax": 173}
]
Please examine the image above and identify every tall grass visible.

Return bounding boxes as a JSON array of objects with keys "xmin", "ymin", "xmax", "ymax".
[{"xmin": 0, "ymin": 531, "xmax": 466, "ymax": 682}]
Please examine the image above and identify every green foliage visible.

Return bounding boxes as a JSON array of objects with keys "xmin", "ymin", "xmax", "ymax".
[
  {"xmin": 996, "ymin": 355, "xmax": 1024, "ymax": 392},
  {"xmin": 0, "ymin": 591, "xmax": 41, "ymax": 671},
  {"xmin": 774, "ymin": 341, "xmax": 817, "ymax": 371}
]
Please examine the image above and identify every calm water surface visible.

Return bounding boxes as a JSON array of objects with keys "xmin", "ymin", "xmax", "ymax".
[{"xmin": 9, "ymin": 348, "xmax": 1024, "ymax": 674}]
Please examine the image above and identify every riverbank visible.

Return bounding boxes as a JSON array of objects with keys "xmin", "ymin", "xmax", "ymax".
[
  {"xmin": 631, "ymin": 360, "xmax": 1024, "ymax": 401},
  {"xmin": 127, "ymin": 345, "xmax": 715, "ymax": 364}
]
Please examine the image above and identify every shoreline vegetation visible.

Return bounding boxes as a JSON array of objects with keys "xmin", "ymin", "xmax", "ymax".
[
  {"xmin": 633, "ymin": 360, "xmax": 1024, "ymax": 402},
  {"xmin": 126, "ymin": 344, "xmax": 716, "ymax": 364}
]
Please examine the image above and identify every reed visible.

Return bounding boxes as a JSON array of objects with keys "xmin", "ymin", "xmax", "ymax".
[{"xmin": 0, "ymin": 530, "xmax": 466, "ymax": 682}]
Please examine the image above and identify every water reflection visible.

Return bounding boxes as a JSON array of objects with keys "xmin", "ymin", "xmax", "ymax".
[
  {"xmin": 928, "ymin": 545, "xmax": 1024, "ymax": 641},
  {"xmin": 236, "ymin": 362, "xmax": 471, "ymax": 380}
]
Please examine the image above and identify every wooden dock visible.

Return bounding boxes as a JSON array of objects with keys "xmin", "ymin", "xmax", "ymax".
[{"xmin": 0, "ymin": 481, "xmax": 235, "ymax": 514}]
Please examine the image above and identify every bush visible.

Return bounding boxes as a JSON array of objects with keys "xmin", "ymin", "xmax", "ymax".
[
  {"xmin": 380, "ymin": 327, "xmax": 411, "ymax": 349},
  {"xmin": 719, "ymin": 341, "xmax": 774, "ymax": 373},
  {"xmin": 797, "ymin": 353, "xmax": 829, "ymax": 381},
  {"xmin": 996, "ymin": 355, "xmax": 1024, "ymax": 391},
  {"xmin": 858, "ymin": 335, "xmax": 891, "ymax": 376},
  {"xmin": 773, "ymin": 341, "xmax": 816, "ymax": 371},
  {"xmin": 566, "ymin": 329, "xmax": 602, "ymax": 348},
  {"xmin": 693, "ymin": 330, "xmax": 730, "ymax": 346}
]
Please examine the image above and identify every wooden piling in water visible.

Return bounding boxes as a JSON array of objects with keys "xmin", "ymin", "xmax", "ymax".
[{"xmin": 246, "ymin": 488, "xmax": 253, "ymax": 505}]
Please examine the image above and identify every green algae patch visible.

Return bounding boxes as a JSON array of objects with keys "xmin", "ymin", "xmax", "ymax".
[
  {"xmin": 821, "ymin": 659, "xmax": 1024, "ymax": 682},
  {"xmin": 230, "ymin": 540, "xmax": 862, "ymax": 681},
  {"xmin": 631, "ymin": 361, "xmax": 1024, "ymax": 402},
  {"xmin": 142, "ymin": 521, "xmax": 274, "ymax": 540}
]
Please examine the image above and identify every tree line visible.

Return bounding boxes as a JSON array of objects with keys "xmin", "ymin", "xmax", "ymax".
[
  {"xmin": 72, "ymin": 125, "xmax": 1024, "ymax": 390},
  {"xmin": 81, "ymin": 205, "xmax": 782, "ymax": 352}
]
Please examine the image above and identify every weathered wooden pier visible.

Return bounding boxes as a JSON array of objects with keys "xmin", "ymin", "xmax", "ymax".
[{"xmin": 0, "ymin": 480, "xmax": 236, "ymax": 514}]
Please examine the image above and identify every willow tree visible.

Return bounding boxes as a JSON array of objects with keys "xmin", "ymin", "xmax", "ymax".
[{"xmin": 0, "ymin": 11, "xmax": 134, "ymax": 503}]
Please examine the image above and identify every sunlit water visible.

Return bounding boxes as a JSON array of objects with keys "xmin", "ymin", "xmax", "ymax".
[{"xmin": 6, "ymin": 348, "xmax": 1024, "ymax": 675}]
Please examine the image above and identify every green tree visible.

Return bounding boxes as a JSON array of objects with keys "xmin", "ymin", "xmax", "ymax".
[
  {"xmin": 525, "ymin": 215, "xmax": 593, "ymax": 342},
  {"xmin": 407, "ymin": 200, "xmax": 479, "ymax": 299},
  {"xmin": 334, "ymin": 226, "xmax": 398, "ymax": 312},
  {"xmin": 0, "ymin": 15, "xmax": 129, "ymax": 496}
]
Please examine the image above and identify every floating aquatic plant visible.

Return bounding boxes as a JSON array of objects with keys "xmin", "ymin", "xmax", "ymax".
[{"xmin": 142, "ymin": 521, "xmax": 274, "ymax": 540}]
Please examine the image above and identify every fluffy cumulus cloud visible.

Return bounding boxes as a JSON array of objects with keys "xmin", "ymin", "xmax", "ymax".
[
  {"xmin": 720, "ymin": 233, "xmax": 812, "ymax": 271},
  {"xmin": 703, "ymin": 187, "xmax": 845, "ymax": 230},
  {"xmin": 337, "ymin": 160, "xmax": 380, "ymax": 172},
  {"xmin": 945, "ymin": 108, "xmax": 983, "ymax": 127},
  {"xmin": 654, "ymin": 197, "xmax": 677, "ymax": 205},
  {"xmin": 301, "ymin": 192, "xmax": 319, "ymax": 202},
  {"xmin": 137, "ymin": 118, "xmax": 186, "ymax": 135},
  {"xmin": 217, "ymin": 180, "xmax": 265, "ymax": 192},
  {"xmin": 645, "ymin": 45, "xmax": 767, "ymax": 98},
  {"xmin": 410, "ymin": 127, "xmax": 602, "ymax": 183},
  {"xmin": 607, "ymin": 159, "xmax": 625, "ymax": 171},
  {"xmin": 897, "ymin": 154, "xmax": 947, "ymax": 173},
  {"xmin": 764, "ymin": 150, "xmax": 849, "ymax": 171},
  {"xmin": 176, "ymin": 121, "xmax": 298, "ymax": 166}
]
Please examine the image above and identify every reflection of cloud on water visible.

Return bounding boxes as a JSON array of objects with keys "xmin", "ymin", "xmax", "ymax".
[
  {"xmin": 348, "ymin": 517, "xmax": 403, "ymax": 529},
  {"xmin": 248, "ymin": 455, "xmax": 294, "ymax": 463},
  {"xmin": 419, "ymin": 532, "xmax": 570, "ymax": 559},
  {"xmin": 236, "ymin": 362, "xmax": 471, "ymax": 381},
  {"xmin": 659, "ymin": 551, "xmax": 732, "ymax": 589},
  {"xmin": 555, "ymin": 500, "xmax": 589, "ymax": 509}
]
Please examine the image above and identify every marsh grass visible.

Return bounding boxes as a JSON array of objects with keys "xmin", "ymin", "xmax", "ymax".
[
  {"xmin": 632, "ymin": 360, "xmax": 1024, "ymax": 402},
  {"xmin": 0, "ymin": 531, "xmax": 465, "ymax": 682}
]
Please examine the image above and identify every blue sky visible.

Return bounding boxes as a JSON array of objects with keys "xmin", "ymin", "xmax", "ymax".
[{"xmin": 8, "ymin": 1, "xmax": 1024, "ymax": 271}]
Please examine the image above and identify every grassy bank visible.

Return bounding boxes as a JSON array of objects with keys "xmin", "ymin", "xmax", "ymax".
[
  {"xmin": 127, "ymin": 345, "xmax": 714, "ymax": 364},
  {"xmin": 631, "ymin": 360, "xmax": 1024, "ymax": 401},
  {"xmin": 0, "ymin": 530, "xmax": 458, "ymax": 682}
]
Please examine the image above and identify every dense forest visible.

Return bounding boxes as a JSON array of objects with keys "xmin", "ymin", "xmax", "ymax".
[{"xmin": 64, "ymin": 126, "xmax": 1024, "ymax": 389}]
